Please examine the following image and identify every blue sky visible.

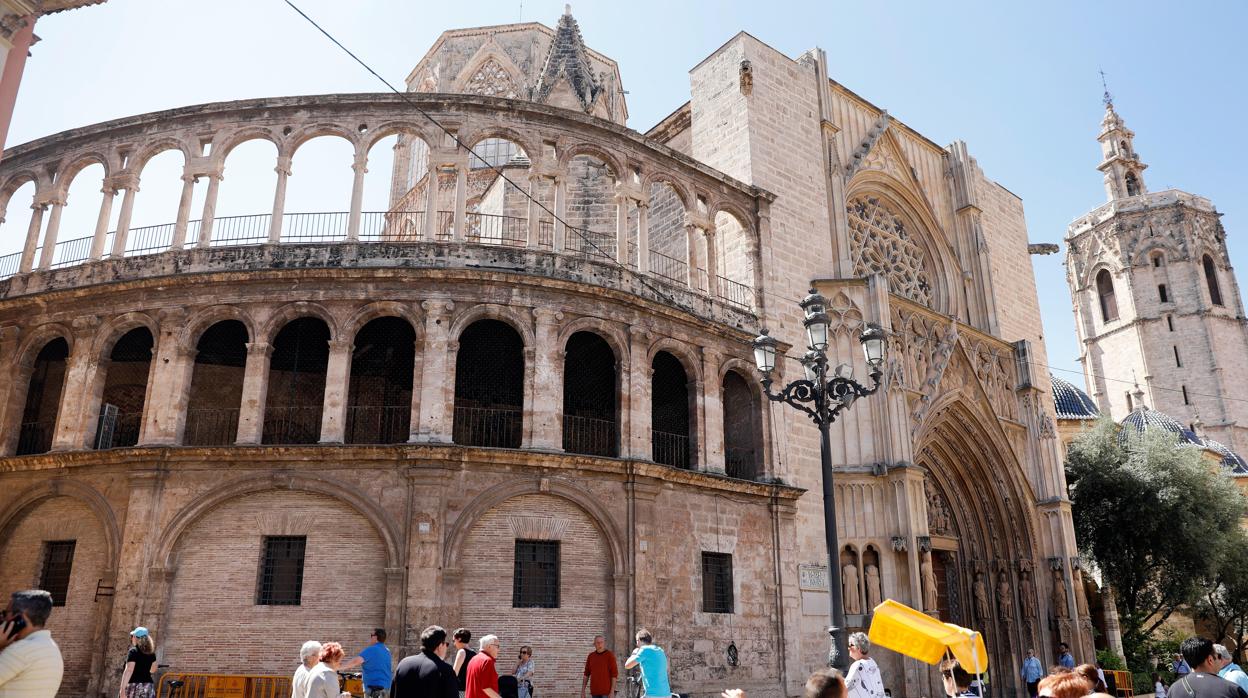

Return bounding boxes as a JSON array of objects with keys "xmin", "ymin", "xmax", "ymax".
[{"xmin": 6, "ymin": 0, "xmax": 1247, "ymax": 387}]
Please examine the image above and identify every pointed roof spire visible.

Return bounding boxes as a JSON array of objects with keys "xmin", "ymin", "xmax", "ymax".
[
  {"xmin": 1131, "ymin": 377, "xmax": 1147, "ymax": 410},
  {"xmin": 534, "ymin": 6, "xmax": 602, "ymax": 111},
  {"xmin": 1100, "ymin": 68, "xmax": 1113, "ymax": 110}
]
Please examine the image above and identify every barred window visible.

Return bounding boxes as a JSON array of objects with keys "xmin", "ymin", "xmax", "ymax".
[
  {"xmin": 702, "ymin": 552, "xmax": 734, "ymax": 614},
  {"xmin": 513, "ymin": 540, "xmax": 559, "ymax": 608},
  {"xmin": 257, "ymin": 536, "xmax": 306, "ymax": 606},
  {"xmin": 39, "ymin": 541, "xmax": 75, "ymax": 607}
]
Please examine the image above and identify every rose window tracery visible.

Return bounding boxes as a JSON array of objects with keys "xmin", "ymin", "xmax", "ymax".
[
  {"xmin": 465, "ymin": 59, "xmax": 520, "ymax": 98},
  {"xmin": 847, "ymin": 195, "xmax": 934, "ymax": 307}
]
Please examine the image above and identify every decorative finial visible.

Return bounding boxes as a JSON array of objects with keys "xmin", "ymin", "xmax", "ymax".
[
  {"xmin": 1131, "ymin": 374, "xmax": 1146, "ymax": 409},
  {"xmin": 565, "ymin": 3, "xmax": 572, "ymax": 14},
  {"xmin": 1192, "ymin": 408, "xmax": 1204, "ymax": 436},
  {"xmin": 1099, "ymin": 68, "xmax": 1113, "ymax": 109}
]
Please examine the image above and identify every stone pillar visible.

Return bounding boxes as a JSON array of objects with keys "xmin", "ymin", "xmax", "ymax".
[
  {"xmin": 50, "ymin": 323, "xmax": 102, "ymax": 451},
  {"xmin": 234, "ymin": 341, "xmax": 272, "ymax": 444},
  {"xmin": 685, "ymin": 223, "xmax": 700, "ymax": 290},
  {"xmin": 138, "ymin": 311, "xmax": 191, "ymax": 446},
  {"xmin": 553, "ymin": 176, "xmax": 567, "ymax": 252},
  {"xmin": 90, "ymin": 185, "xmax": 117, "ymax": 260},
  {"xmin": 526, "ymin": 174, "xmax": 541, "ymax": 247},
  {"xmin": 615, "ymin": 193, "xmax": 630, "ymax": 264},
  {"xmin": 347, "ymin": 154, "xmax": 367, "ymax": 241},
  {"xmin": 196, "ymin": 172, "xmax": 222, "ymax": 247},
  {"xmin": 700, "ymin": 346, "xmax": 723, "ymax": 473},
  {"xmin": 268, "ymin": 155, "xmax": 292, "ymax": 244},
  {"xmin": 18, "ymin": 202, "xmax": 45, "ymax": 274},
  {"xmin": 107, "ymin": 470, "xmax": 168, "ymax": 686},
  {"xmin": 422, "ymin": 159, "xmax": 439, "ymax": 240},
  {"xmin": 627, "ymin": 327, "xmax": 651, "ymax": 459},
  {"xmin": 415, "ymin": 300, "xmax": 454, "ymax": 443},
  {"xmin": 169, "ymin": 173, "xmax": 195, "ymax": 250},
  {"xmin": 704, "ymin": 225, "xmax": 719, "ymax": 299},
  {"xmin": 0, "ymin": 325, "xmax": 22, "ymax": 456},
  {"xmin": 1102, "ymin": 585, "xmax": 1126, "ymax": 663},
  {"xmin": 319, "ymin": 338, "xmax": 353, "ymax": 443},
  {"xmin": 110, "ymin": 178, "xmax": 139, "ymax": 258},
  {"xmin": 452, "ymin": 160, "xmax": 467, "ymax": 241},
  {"xmin": 637, "ymin": 202, "xmax": 650, "ymax": 275},
  {"xmin": 530, "ymin": 308, "xmax": 563, "ymax": 450},
  {"xmin": 36, "ymin": 198, "xmax": 65, "ymax": 270}
]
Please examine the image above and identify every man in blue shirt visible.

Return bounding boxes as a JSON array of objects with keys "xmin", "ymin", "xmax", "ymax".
[
  {"xmin": 1058, "ymin": 643, "xmax": 1076, "ymax": 669},
  {"xmin": 1020, "ymin": 648, "xmax": 1044, "ymax": 698},
  {"xmin": 624, "ymin": 629, "xmax": 671, "ymax": 698},
  {"xmin": 1214, "ymin": 644, "xmax": 1248, "ymax": 695},
  {"xmin": 344, "ymin": 628, "xmax": 394, "ymax": 698},
  {"xmin": 1173, "ymin": 652, "xmax": 1193, "ymax": 678}
]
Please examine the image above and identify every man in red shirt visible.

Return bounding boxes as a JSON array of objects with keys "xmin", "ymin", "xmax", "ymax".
[
  {"xmin": 582, "ymin": 635, "xmax": 619, "ymax": 698},
  {"xmin": 465, "ymin": 634, "xmax": 502, "ymax": 698}
]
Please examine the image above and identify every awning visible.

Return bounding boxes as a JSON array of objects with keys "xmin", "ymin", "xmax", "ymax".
[{"xmin": 867, "ymin": 599, "xmax": 989, "ymax": 672}]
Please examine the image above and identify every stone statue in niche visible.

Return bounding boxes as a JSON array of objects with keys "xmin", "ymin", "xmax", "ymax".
[
  {"xmin": 865, "ymin": 564, "xmax": 882, "ymax": 611},
  {"xmin": 921, "ymin": 552, "xmax": 939, "ymax": 613},
  {"xmin": 926, "ymin": 482, "xmax": 952, "ymax": 535},
  {"xmin": 997, "ymin": 572, "xmax": 1014, "ymax": 626},
  {"xmin": 1073, "ymin": 569, "xmax": 1090, "ymax": 618},
  {"xmin": 843, "ymin": 562, "xmax": 861, "ymax": 614},
  {"xmin": 1019, "ymin": 569, "xmax": 1037, "ymax": 620},
  {"xmin": 973, "ymin": 572, "xmax": 991, "ymax": 620},
  {"xmin": 1053, "ymin": 568, "xmax": 1070, "ymax": 619}
]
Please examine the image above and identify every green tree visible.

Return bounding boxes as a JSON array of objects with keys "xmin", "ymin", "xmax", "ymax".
[
  {"xmin": 1195, "ymin": 529, "xmax": 1248, "ymax": 662},
  {"xmin": 1065, "ymin": 417, "xmax": 1246, "ymax": 669}
]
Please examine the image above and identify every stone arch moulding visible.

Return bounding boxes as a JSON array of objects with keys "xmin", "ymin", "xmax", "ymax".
[
  {"xmin": 645, "ymin": 336, "xmax": 703, "ymax": 383},
  {"xmin": 448, "ymin": 303, "xmax": 536, "ymax": 349},
  {"xmin": 0, "ymin": 479, "xmax": 122, "ymax": 573},
  {"xmin": 341, "ymin": 301, "xmax": 425, "ymax": 343},
  {"xmin": 179, "ymin": 305, "xmax": 258, "ymax": 353},
  {"xmin": 92, "ymin": 311, "xmax": 159, "ymax": 360},
  {"xmin": 153, "ymin": 472, "xmax": 403, "ymax": 570},
  {"xmin": 14, "ymin": 322, "xmax": 75, "ymax": 368},
  {"xmin": 555, "ymin": 315, "xmax": 630, "ymax": 365},
  {"xmin": 258, "ymin": 301, "xmax": 340, "ymax": 344},
  {"xmin": 442, "ymin": 477, "xmax": 626, "ymax": 575}
]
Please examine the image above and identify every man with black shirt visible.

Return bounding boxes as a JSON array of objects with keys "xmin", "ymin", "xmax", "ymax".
[
  {"xmin": 1166, "ymin": 638, "xmax": 1248, "ymax": 698},
  {"xmin": 392, "ymin": 625, "xmax": 457, "ymax": 698}
]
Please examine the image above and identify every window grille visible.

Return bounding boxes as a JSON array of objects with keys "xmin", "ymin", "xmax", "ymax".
[
  {"xmin": 562, "ymin": 332, "xmax": 618, "ymax": 456},
  {"xmin": 264, "ymin": 318, "xmax": 330, "ymax": 445},
  {"xmin": 651, "ymin": 351, "xmax": 691, "ymax": 468},
  {"xmin": 17, "ymin": 338, "xmax": 68, "ymax": 456},
  {"xmin": 40, "ymin": 541, "xmax": 75, "ymax": 606},
  {"xmin": 98, "ymin": 327, "xmax": 153, "ymax": 449},
  {"xmin": 722, "ymin": 370, "xmax": 761, "ymax": 480},
  {"xmin": 701, "ymin": 552, "xmax": 734, "ymax": 613},
  {"xmin": 346, "ymin": 317, "xmax": 415, "ymax": 444},
  {"xmin": 513, "ymin": 540, "xmax": 559, "ymax": 608},
  {"xmin": 186, "ymin": 320, "xmax": 248, "ymax": 446},
  {"xmin": 470, "ymin": 139, "xmax": 521, "ymax": 169},
  {"xmin": 454, "ymin": 320, "xmax": 524, "ymax": 448},
  {"xmin": 257, "ymin": 536, "xmax": 306, "ymax": 606}
]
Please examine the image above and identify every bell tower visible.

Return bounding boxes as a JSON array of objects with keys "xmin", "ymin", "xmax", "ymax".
[{"xmin": 1096, "ymin": 87, "xmax": 1148, "ymax": 201}]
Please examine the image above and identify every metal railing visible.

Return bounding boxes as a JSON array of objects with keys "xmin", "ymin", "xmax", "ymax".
[
  {"xmin": 156, "ymin": 673, "xmax": 292, "ymax": 698},
  {"xmin": 435, "ymin": 210, "xmax": 455, "ymax": 241},
  {"xmin": 15, "ymin": 421, "xmax": 53, "ymax": 456},
  {"xmin": 717, "ymin": 276, "xmax": 752, "ymax": 309},
  {"xmin": 184, "ymin": 408, "xmax": 240, "ymax": 446},
  {"xmin": 568, "ymin": 227, "xmax": 614, "ymax": 260},
  {"xmin": 261, "ymin": 406, "xmax": 323, "ymax": 445},
  {"xmin": 210, "ymin": 214, "xmax": 270, "ymax": 246},
  {"xmin": 652, "ymin": 429, "xmax": 691, "ymax": 469},
  {"xmin": 344, "ymin": 405, "xmax": 410, "ymax": 444},
  {"xmin": 465, "ymin": 212, "xmax": 528, "ymax": 247},
  {"xmin": 96, "ymin": 411, "xmax": 142, "ymax": 450},
  {"xmin": 363, "ymin": 210, "xmax": 424, "ymax": 242},
  {"xmin": 649, "ymin": 249, "xmax": 688, "ymax": 284},
  {"xmin": 725, "ymin": 446, "xmax": 758, "ymax": 480},
  {"xmin": 536, "ymin": 219, "xmax": 554, "ymax": 248},
  {"xmin": 562, "ymin": 414, "xmax": 618, "ymax": 457},
  {"xmin": 453, "ymin": 404, "xmax": 522, "ymax": 449},
  {"xmin": 126, "ymin": 222, "xmax": 176, "ymax": 256},
  {"xmin": 281, "ymin": 211, "xmax": 349, "ymax": 243}
]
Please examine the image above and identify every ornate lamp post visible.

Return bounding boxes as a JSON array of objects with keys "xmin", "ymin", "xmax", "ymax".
[{"xmin": 752, "ymin": 288, "xmax": 887, "ymax": 671}]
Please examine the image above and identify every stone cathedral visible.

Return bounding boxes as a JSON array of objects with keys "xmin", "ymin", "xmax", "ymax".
[{"xmin": 0, "ymin": 8, "xmax": 1089, "ymax": 697}]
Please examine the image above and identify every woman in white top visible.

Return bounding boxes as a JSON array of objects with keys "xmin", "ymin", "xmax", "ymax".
[
  {"xmin": 845, "ymin": 632, "xmax": 887, "ymax": 698},
  {"xmin": 305, "ymin": 642, "xmax": 348, "ymax": 698}
]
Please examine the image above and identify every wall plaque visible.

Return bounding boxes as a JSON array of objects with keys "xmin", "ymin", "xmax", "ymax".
[{"xmin": 799, "ymin": 563, "xmax": 829, "ymax": 591}]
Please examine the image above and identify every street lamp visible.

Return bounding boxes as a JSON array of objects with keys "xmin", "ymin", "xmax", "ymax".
[{"xmin": 752, "ymin": 288, "xmax": 887, "ymax": 671}]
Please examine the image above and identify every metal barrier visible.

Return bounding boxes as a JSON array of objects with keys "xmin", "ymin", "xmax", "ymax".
[{"xmin": 156, "ymin": 673, "xmax": 291, "ymax": 698}]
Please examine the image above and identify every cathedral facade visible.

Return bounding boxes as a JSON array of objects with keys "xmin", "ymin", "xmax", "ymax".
[{"xmin": 0, "ymin": 10, "xmax": 1087, "ymax": 697}]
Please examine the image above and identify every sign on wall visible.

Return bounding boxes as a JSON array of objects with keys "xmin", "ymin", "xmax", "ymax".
[{"xmin": 799, "ymin": 563, "xmax": 829, "ymax": 591}]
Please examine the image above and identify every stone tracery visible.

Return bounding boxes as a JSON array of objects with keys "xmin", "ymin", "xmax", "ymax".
[
  {"xmin": 464, "ymin": 58, "xmax": 521, "ymax": 98},
  {"xmin": 847, "ymin": 195, "xmax": 934, "ymax": 307}
]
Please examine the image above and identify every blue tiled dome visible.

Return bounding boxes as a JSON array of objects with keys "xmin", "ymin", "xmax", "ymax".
[
  {"xmin": 1119, "ymin": 406, "xmax": 1203, "ymax": 446},
  {"xmin": 1199, "ymin": 438, "xmax": 1248, "ymax": 476},
  {"xmin": 1051, "ymin": 374, "xmax": 1099, "ymax": 420}
]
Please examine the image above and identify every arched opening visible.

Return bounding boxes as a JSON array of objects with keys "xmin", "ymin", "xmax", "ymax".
[
  {"xmin": 130, "ymin": 148, "xmax": 189, "ymax": 238},
  {"xmin": 263, "ymin": 317, "xmax": 330, "ymax": 444},
  {"xmin": 722, "ymin": 369, "xmax": 762, "ymax": 480},
  {"xmin": 185, "ymin": 320, "xmax": 248, "ymax": 446},
  {"xmin": 1096, "ymin": 269, "xmax": 1118, "ymax": 322},
  {"xmin": 453, "ymin": 319, "xmax": 524, "ymax": 448},
  {"xmin": 53, "ymin": 162, "xmax": 106, "ymax": 264},
  {"xmin": 714, "ymin": 210, "xmax": 754, "ymax": 308},
  {"xmin": 0, "ymin": 179, "xmax": 36, "ymax": 275},
  {"xmin": 1204, "ymin": 254, "xmax": 1224, "ymax": 307},
  {"xmin": 383, "ymin": 133, "xmax": 434, "ymax": 241},
  {"xmin": 97, "ymin": 327, "xmax": 154, "ymax": 449},
  {"xmin": 466, "ymin": 137, "xmax": 530, "ymax": 247},
  {"xmin": 213, "ymin": 138, "xmax": 279, "ymax": 246},
  {"xmin": 1150, "ymin": 252, "xmax": 1165, "ymax": 267},
  {"xmin": 651, "ymin": 351, "xmax": 692, "ymax": 469},
  {"xmin": 562, "ymin": 331, "xmax": 617, "ymax": 457},
  {"xmin": 16, "ymin": 338, "xmax": 69, "ymax": 455},
  {"xmin": 566, "ymin": 153, "xmax": 617, "ymax": 260},
  {"xmin": 647, "ymin": 181, "xmax": 687, "ymax": 284},
  {"xmin": 283, "ymin": 135, "xmax": 354, "ymax": 242},
  {"xmin": 1125, "ymin": 172, "xmax": 1140, "ymax": 197},
  {"xmin": 345, "ymin": 317, "xmax": 415, "ymax": 444}
]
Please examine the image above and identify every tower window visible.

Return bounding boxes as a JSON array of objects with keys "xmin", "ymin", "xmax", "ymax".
[
  {"xmin": 1096, "ymin": 270, "xmax": 1118, "ymax": 322},
  {"xmin": 1151, "ymin": 252, "xmax": 1165, "ymax": 267},
  {"xmin": 1174, "ymin": 346, "xmax": 1182, "ymax": 368},
  {"xmin": 1167, "ymin": 315, "xmax": 1174, "ymax": 332},
  {"xmin": 1125, "ymin": 172, "xmax": 1141, "ymax": 196},
  {"xmin": 1182, "ymin": 385, "xmax": 1190, "ymax": 405},
  {"xmin": 1204, "ymin": 255, "xmax": 1224, "ymax": 306},
  {"xmin": 1158, "ymin": 285, "xmax": 1169, "ymax": 303}
]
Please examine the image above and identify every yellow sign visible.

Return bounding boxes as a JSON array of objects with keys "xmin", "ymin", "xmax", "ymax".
[{"xmin": 204, "ymin": 676, "xmax": 247, "ymax": 698}]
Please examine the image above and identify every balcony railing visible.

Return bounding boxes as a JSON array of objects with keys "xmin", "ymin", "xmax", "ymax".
[
  {"xmin": 453, "ymin": 404, "xmax": 522, "ymax": 449},
  {"xmin": 649, "ymin": 249, "xmax": 688, "ymax": 285},
  {"xmin": 725, "ymin": 446, "xmax": 759, "ymax": 480},
  {"xmin": 465, "ymin": 212, "xmax": 528, "ymax": 247},
  {"xmin": 717, "ymin": 276, "xmax": 752, "ymax": 309},
  {"xmin": 15, "ymin": 421, "xmax": 53, "ymax": 456},
  {"xmin": 262, "ymin": 406, "xmax": 324, "ymax": 445},
  {"xmin": 184, "ymin": 408, "xmax": 240, "ymax": 446},
  {"xmin": 562, "ymin": 414, "xmax": 618, "ymax": 457},
  {"xmin": 344, "ymin": 405, "xmax": 410, "ymax": 445},
  {"xmin": 652, "ymin": 429, "xmax": 691, "ymax": 469}
]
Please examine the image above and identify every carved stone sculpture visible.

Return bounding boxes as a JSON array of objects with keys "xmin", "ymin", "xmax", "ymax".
[
  {"xmin": 997, "ymin": 571, "xmax": 1014, "ymax": 626},
  {"xmin": 843, "ymin": 562, "xmax": 861, "ymax": 614},
  {"xmin": 921, "ymin": 553, "xmax": 939, "ymax": 613},
  {"xmin": 865, "ymin": 564, "xmax": 882, "ymax": 611},
  {"xmin": 973, "ymin": 571, "xmax": 991, "ymax": 620},
  {"xmin": 1019, "ymin": 569, "xmax": 1036, "ymax": 620},
  {"xmin": 1073, "ymin": 569, "xmax": 1090, "ymax": 618},
  {"xmin": 1053, "ymin": 568, "xmax": 1070, "ymax": 619}
]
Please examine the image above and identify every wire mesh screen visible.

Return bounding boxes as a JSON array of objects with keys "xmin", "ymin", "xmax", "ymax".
[
  {"xmin": 346, "ymin": 317, "xmax": 415, "ymax": 444},
  {"xmin": 722, "ymin": 370, "xmax": 761, "ymax": 480},
  {"xmin": 453, "ymin": 320, "xmax": 524, "ymax": 448},
  {"xmin": 39, "ymin": 540, "xmax": 75, "ymax": 607},
  {"xmin": 98, "ymin": 327, "xmax": 154, "ymax": 449},
  {"xmin": 17, "ymin": 338, "xmax": 68, "ymax": 456},
  {"xmin": 562, "ymin": 332, "xmax": 618, "ymax": 457},
  {"xmin": 257, "ymin": 535, "xmax": 306, "ymax": 606},
  {"xmin": 701, "ymin": 552, "xmax": 734, "ymax": 613},
  {"xmin": 651, "ymin": 351, "xmax": 691, "ymax": 468},
  {"xmin": 186, "ymin": 320, "xmax": 248, "ymax": 446},
  {"xmin": 512, "ymin": 540, "xmax": 560, "ymax": 608},
  {"xmin": 264, "ymin": 318, "xmax": 330, "ymax": 445}
]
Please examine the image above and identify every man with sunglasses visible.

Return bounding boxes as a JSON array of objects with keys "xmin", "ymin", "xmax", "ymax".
[
  {"xmin": 392, "ymin": 625, "xmax": 457, "ymax": 698},
  {"xmin": 343, "ymin": 629, "xmax": 393, "ymax": 698}
]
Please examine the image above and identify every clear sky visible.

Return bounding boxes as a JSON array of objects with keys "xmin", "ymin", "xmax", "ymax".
[{"xmin": 5, "ymin": 0, "xmax": 1247, "ymax": 390}]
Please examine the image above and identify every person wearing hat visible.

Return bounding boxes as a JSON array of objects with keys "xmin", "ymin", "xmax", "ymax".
[{"xmin": 118, "ymin": 626, "xmax": 157, "ymax": 698}]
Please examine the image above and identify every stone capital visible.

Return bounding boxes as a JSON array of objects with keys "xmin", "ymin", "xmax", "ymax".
[
  {"xmin": 532, "ymin": 307, "xmax": 563, "ymax": 325},
  {"xmin": 421, "ymin": 299, "xmax": 454, "ymax": 318},
  {"xmin": 327, "ymin": 338, "xmax": 354, "ymax": 353},
  {"xmin": 245, "ymin": 341, "xmax": 273, "ymax": 358}
]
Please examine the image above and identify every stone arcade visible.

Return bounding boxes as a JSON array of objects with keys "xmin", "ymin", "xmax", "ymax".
[{"xmin": 0, "ymin": 9, "xmax": 1088, "ymax": 698}]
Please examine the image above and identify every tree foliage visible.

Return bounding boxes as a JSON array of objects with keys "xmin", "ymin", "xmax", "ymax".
[
  {"xmin": 1065, "ymin": 417, "xmax": 1246, "ymax": 668},
  {"xmin": 1195, "ymin": 529, "xmax": 1248, "ymax": 662}
]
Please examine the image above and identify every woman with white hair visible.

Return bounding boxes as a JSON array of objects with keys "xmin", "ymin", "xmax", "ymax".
[
  {"xmin": 845, "ymin": 632, "xmax": 886, "ymax": 698},
  {"xmin": 292, "ymin": 641, "xmax": 323, "ymax": 698}
]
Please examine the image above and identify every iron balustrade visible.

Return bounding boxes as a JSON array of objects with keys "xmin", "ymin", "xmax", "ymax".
[
  {"xmin": 15, "ymin": 421, "xmax": 53, "ymax": 455},
  {"xmin": 435, "ymin": 211, "xmax": 455, "ymax": 241},
  {"xmin": 651, "ymin": 429, "xmax": 691, "ymax": 469},
  {"xmin": 718, "ymin": 276, "xmax": 752, "ymax": 309},
  {"xmin": 261, "ymin": 406, "xmax": 324, "ymax": 445},
  {"xmin": 50, "ymin": 235, "xmax": 92, "ymax": 268},
  {"xmin": 210, "ymin": 214, "xmax": 271, "ymax": 246},
  {"xmin": 96, "ymin": 411, "xmax": 142, "ymax": 449},
  {"xmin": 536, "ymin": 219, "xmax": 554, "ymax": 248},
  {"xmin": 184, "ymin": 408, "xmax": 241, "ymax": 446},
  {"xmin": 568, "ymin": 227, "xmax": 614, "ymax": 260},
  {"xmin": 0, "ymin": 251, "xmax": 17, "ymax": 277},
  {"xmin": 125, "ymin": 223, "xmax": 175, "ymax": 257},
  {"xmin": 562, "ymin": 414, "xmax": 618, "ymax": 457},
  {"xmin": 648, "ymin": 249, "xmax": 688, "ymax": 284},
  {"xmin": 344, "ymin": 405, "xmax": 410, "ymax": 444},
  {"xmin": 281, "ymin": 212, "xmax": 349, "ymax": 243},
  {"xmin": 465, "ymin": 212, "xmax": 528, "ymax": 247},
  {"xmin": 453, "ymin": 405, "xmax": 522, "ymax": 448},
  {"xmin": 363, "ymin": 211, "xmax": 424, "ymax": 242},
  {"xmin": 725, "ymin": 446, "xmax": 758, "ymax": 480}
]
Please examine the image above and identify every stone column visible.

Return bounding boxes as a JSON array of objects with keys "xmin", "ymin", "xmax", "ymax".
[
  {"xmin": 109, "ymin": 176, "xmax": 139, "ymax": 258},
  {"xmin": 50, "ymin": 325, "xmax": 102, "ymax": 451},
  {"xmin": 268, "ymin": 155, "xmax": 292, "ymax": 244},
  {"xmin": 90, "ymin": 185, "xmax": 117, "ymax": 260},
  {"xmin": 108, "ymin": 470, "xmax": 168, "ymax": 683},
  {"xmin": 234, "ymin": 341, "xmax": 272, "ymax": 444},
  {"xmin": 18, "ymin": 202, "xmax": 45, "ymax": 274},
  {"xmin": 138, "ymin": 311, "xmax": 192, "ymax": 446},
  {"xmin": 700, "ymin": 346, "xmax": 723, "ymax": 473},
  {"xmin": 636, "ymin": 202, "xmax": 650, "ymax": 276},
  {"xmin": 169, "ymin": 173, "xmax": 195, "ymax": 250},
  {"xmin": 319, "ymin": 338, "xmax": 353, "ymax": 443},
  {"xmin": 0, "ymin": 325, "xmax": 22, "ymax": 456},
  {"xmin": 196, "ymin": 172, "xmax": 222, "ymax": 247},
  {"xmin": 627, "ymin": 327, "xmax": 651, "ymax": 459},
  {"xmin": 704, "ymin": 225, "xmax": 719, "ymax": 299},
  {"xmin": 526, "ymin": 174, "xmax": 541, "ymax": 247},
  {"xmin": 422, "ymin": 159, "xmax": 439, "ymax": 240},
  {"xmin": 530, "ymin": 308, "xmax": 563, "ymax": 450},
  {"xmin": 452, "ymin": 160, "xmax": 467, "ymax": 241},
  {"xmin": 415, "ymin": 300, "xmax": 454, "ymax": 443},
  {"xmin": 347, "ymin": 154, "xmax": 367, "ymax": 241},
  {"xmin": 553, "ymin": 175, "xmax": 567, "ymax": 252},
  {"xmin": 615, "ymin": 193, "xmax": 630, "ymax": 264},
  {"xmin": 685, "ymin": 223, "xmax": 700, "ymax": 290},
  {"xmin": 36, "ymin": 198, "xmax": 65, "ymax": 270}
]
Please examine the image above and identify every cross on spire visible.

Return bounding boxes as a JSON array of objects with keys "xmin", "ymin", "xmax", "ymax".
[{"xmin": 1100, "ymin": 69, "xmax": 1113, "ymax": 109}]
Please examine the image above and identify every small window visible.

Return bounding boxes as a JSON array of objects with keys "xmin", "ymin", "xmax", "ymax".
[
  {"xmin": 701, "ymin": 552, "xmax": 735, "ymax": 614},
  {"xmin": 39, "ymin": 541, "xmax": 75, "ymax": 607},
  {"xmin": 1097, "ymin": 270, "xmax": 1118, "ymax": 322},
  {"xmin": 1167, "ymin": 315, "xmax": 1175, "ymax": 332},
  {"xmin": 1204, "ymin": 255, "xmax": 1224, "ymax": 306},
  {"xmin": 258, "ymin": 536, "xmax": 306, "ymax": 606},
  {"xmin": 1158, "ymin": 285, "xmax": 1169, "ymax": 303},
  {"xmin": 1125, "ymin": 172, "xmax": 1141, "ymax": 196},
  {"xmin": 1182, "ymin": 385, "xmax": 1190, "ymax": 405},
  {"xmin": 1152, "ymin": 254, "xmax": 1164, "ymax": 267},
  {"xmin": 1174, "ymin": 346, "xmax": 1182, "ymax": 368},
  {"xmin": 513, "ymin": 540, "xmax": 560, "ymax": 608}
]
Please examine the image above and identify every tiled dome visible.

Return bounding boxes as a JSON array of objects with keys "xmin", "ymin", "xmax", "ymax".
[
  {"xmin": 1198, "ymin": 438, "xmax": 1248, "ymax": 476},
  {"xmin": 1051, "ymin": 374, "xmax": 1099, "ymax": 420},
  {"xmin": 1119, "ymin": 406, "xmax": 1203, "ymax": 446}
]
